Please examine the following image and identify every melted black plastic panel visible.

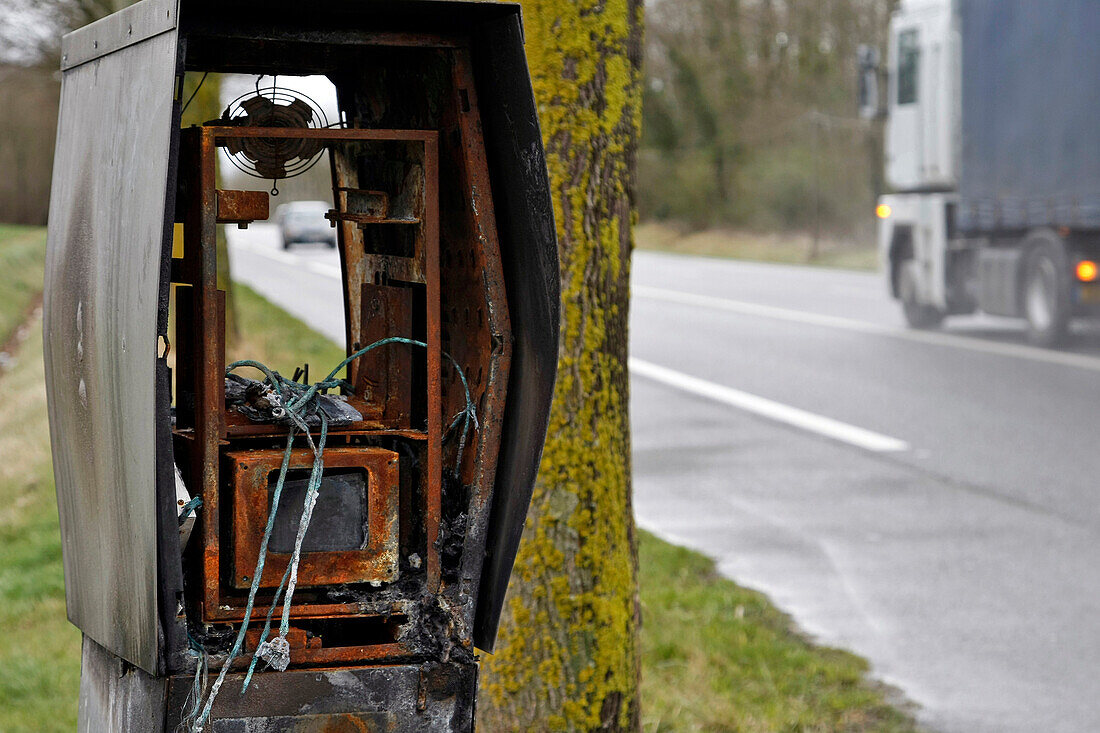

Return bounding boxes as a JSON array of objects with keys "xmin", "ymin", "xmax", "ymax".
[{"xmin": 468, "ymin": 13, "xmax": 561, "ymax": 651}]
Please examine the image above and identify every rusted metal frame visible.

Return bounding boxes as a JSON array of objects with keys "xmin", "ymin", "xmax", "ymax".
[
  {"xmin": 204, "ymin": 601, "xmax": 407, "ymax": 624},
  {"xmin": 227, "ymin": 447, "xmax": 400, "ymax": 589},
  {"xmin": 361, "ymin": 254, "xmax": 425, "ymax": 286},
  {"xmin": 181, "ymin": 127, "xmax": 226, "ymax": 623},
  {"xmin": 258, "ymin": 603, "xmax": 413, "ymax": 624},
  {"xmin": 199, "ymin": 134, "xmax": 230, "ymax": 624},
  {"xmin": 193, "ymin": 128, "xmax": 444, "ymax": 640},
  {"xmin": 327, "ymin": 188, "xmax": 405, "ymax": 226},
  {"xmin": 215, "ymin": 189, "xmax": 268, "ymax": 225},
  {"xmin": 356, "ymin": 283, "xmax": 414, "ymax": 423},
  {"xmin": 244, "ymin": 626, "xmax": 321, "ymax": 654},
  {"xmin": 247, "ymin": 642, "xmax": 415, "ymax": 668},
  {"xmin": 330, "ymin": 146, "xmax": 365, "ymax": 386},
  {"xmin": 209, "ymin": 127, "xmax": 439, "ymax": 142},
  {"xmin": 212, "ymin": 642, "xmax": 418, "ymax": 672},
  {"xmin": 222, "ymin": 392, "xmax": 411, "ymax": 434},
  {"xmin": 206, "ymin": 124, "xmax": 437, "ymax": 429},
  {"xmin": 444, "ymin": 48, "xmax": 512, "ymax": 616},
  {"xmin": 225, "ymin": 424, "xmax": 428, "ymax": 442},
  {"xmin": 322, "ymin": 128, "xmax": 443, "ymax": 590},
  {"xmin": 182, "ymin": 27, "xmax": 462, "ymax": 55},
  {"xmin": 329, "ymin": 214, "xmax": 419, "ymax": 226},
  {"xmin": 423, "ymin": 135, "xmax": 443, "ymax": 592},
  {"xmin": 162, "ymin": 658, "xmax": 477, "ymax": 731}
]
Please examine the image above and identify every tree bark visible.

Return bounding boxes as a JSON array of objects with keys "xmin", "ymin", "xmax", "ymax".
[{"xmin": 477, "ymin": 0, "xmax": 644, "ymax": 730}]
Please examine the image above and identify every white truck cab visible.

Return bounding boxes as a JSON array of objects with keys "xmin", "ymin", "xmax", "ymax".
[
  {"xmin": 876, "ymin": 0, "xmax": 959, "ymax": 326},
  {"xmin": 884, "ymin": 0, "xmax": 958, "ymax": 192}
]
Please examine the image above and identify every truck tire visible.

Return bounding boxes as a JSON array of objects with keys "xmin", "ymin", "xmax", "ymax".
[
  {"xmin": 1022, "ymin": 240, "xmax": 1070, "ymax": 346},
  {"xmin": 898, "ymin": 259, "xmax": 944, "ymax": 329}
]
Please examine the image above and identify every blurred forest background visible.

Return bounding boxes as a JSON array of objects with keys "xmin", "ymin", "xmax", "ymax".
[
  {"xmin": 0, "ymin": 0, "xmax": 896, "ymax": 246},
  {"xmin": 641, "ymin": 0, "xmax": 897, "ymax": 251},
  {"xmin": 0, "ymin": 1, "xmax": 131, "ymax": 224}
]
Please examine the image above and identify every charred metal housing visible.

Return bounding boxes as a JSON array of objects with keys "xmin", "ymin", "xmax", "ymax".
[{"xmin": 44, "ymin": 1, "xmax": 558, "ymax": 729}]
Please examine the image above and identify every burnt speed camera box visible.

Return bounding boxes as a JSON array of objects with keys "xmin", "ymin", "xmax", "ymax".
[{"xmin": 44, "ymin": 1, "xmax": 559, "ymax": 729}]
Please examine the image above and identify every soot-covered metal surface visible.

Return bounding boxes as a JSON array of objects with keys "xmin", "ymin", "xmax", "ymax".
[
  {"xmin": 44, "ymin": 12, "xmax": 180, "ymax": 674},
  {"xmin": 50, "ymin": 2, "xmax": 558, "ymax": 728}
]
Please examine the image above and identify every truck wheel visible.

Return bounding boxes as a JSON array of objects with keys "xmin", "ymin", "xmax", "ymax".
[
  {"xmin": 898, "ymin": 259, "xmax": 944, "ymax": 329},
  {"xmin": 1022, "ymin": 242, "xmax": 1070, "ymax": 346}
]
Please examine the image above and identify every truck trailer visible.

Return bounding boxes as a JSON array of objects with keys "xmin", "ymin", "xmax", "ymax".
[{"xmin": 867, "ymin": 0, "xmax": 1100, "ymax": 345}]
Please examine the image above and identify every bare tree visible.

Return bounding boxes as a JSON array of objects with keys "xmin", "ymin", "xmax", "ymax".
[
  {"xmin": 0, "ymin": 0, "xmax": 131, "ymax": 66},
  {"xmin": 0, "ymin": 1, "xmax": 137, "ymax": 225},
  {"xmin": 0, "ymin": 64, "xmax": 59, "ymax": 224}
]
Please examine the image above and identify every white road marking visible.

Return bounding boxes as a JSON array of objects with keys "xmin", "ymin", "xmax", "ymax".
[
  {"xmin": 629, "ymin": 357, "xmax": 909, "ymax": 453},
  {"xmin": 634, "ymin": 285, "xmax": 1100, "ymax": 373}
]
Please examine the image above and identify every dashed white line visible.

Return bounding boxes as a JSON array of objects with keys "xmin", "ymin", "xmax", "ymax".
[
  {"xmin": 629, "ymin": 357, "xmax": 910, "ymax": 453},
  {"xmin": 633, "ymin": 285, "xmax": 1100, "ymax": 373}
]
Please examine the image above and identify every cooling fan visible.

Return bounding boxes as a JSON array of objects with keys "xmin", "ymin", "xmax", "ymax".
[{"xmin": 220, "ymin": 85, "xmax": 331, "ymax": 184}]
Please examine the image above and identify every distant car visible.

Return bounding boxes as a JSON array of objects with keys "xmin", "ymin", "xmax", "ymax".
[{"xmin": 274, "ymin": 200, "xmax": 337, "ymax": 249}]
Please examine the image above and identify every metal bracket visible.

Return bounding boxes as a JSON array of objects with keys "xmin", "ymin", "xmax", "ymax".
[{"xmin": 61, "ymin": 0, "xmax": 179, "ymax": 71}]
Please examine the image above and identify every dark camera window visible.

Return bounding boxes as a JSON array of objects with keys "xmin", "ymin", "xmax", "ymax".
[
  {"xmin": 268, "ymin": 469, "xmax": 368, "ymax": 554},
  {"xmin": 897, "ymin": 29, "xmax": 919, "ymax": 105}
]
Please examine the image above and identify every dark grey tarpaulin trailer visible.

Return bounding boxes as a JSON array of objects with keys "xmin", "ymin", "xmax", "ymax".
[
  {"xmin": 44, "ymin": 1, "xmax": 558, "ymax": 728},
  {"xmin": 957, "ymin": 0, "xmax": 1100, "ymax": 233}
]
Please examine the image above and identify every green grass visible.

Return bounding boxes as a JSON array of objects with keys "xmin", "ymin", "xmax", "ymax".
[
  {"xmin": 639, "ymin": 533, "xmax": 919, "ymax": 732},
  {"xmin": 0, "ymin": 224, "xmax": 47, "ymax": 348},
  {"xmin": 636, "ymin": 222, "xmax": 880, "ymax": 272},
  {"xmin": 0, "ymin": 226, "xmax": 914, "ymax": 731},
  {"xmin": 226, "ymin": 283, "xmax": 346, "ymax": 372},
  {"xmin": 0, "ymin": 232, "xmax": 79, "ymax": 729}
]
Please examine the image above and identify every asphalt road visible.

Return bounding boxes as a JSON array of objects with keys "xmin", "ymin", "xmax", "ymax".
[{"xmin": 229, "ymin": 224, "xmax": 1100, "ymax": 733}]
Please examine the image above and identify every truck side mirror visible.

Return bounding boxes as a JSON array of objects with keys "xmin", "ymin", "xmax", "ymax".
[{"xmin": 857, "ymin": 44, "xmax": 883, "ymax": 120}]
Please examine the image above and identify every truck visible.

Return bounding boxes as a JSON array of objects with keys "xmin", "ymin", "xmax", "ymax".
[{"xmin": 863, "ymin": 0, "xmax": 1100, "ymax": 345}]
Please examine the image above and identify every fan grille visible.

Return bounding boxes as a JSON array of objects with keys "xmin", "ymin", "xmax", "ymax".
[{"xmin": 220, "ymin": 86, "xmax": 331, "ymax": 182}]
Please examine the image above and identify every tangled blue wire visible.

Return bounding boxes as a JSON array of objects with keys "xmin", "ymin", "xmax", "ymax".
[{"xmin": 184, "ymin": 337, "xmax": 476, "ymax": 732}]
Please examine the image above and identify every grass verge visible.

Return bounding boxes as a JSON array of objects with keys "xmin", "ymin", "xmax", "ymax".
[
  {"xmin": 0, "ymin": 303, "xmax": 80, "ymax": 731},
  {"xmin": 225, "ymin": 282, "xmax": 346, "ymax": 372},
  {"xmin": 0, "ymin": 226, "xmax": 914, "ymax": 731},
  {"xmin": 636, "ymin": 221, "xmax": 879, "ymax": 271},
  {"xmin": 0, "ymin": 224, "xmax": 47, "ymax": 350},
  {"xmin": 638, "ymin": 532, "xmax": 918, "ymax": 732}
]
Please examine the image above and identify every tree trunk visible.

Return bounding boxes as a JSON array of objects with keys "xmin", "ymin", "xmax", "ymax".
[{"xmin": 477, "ymin": 1, "xmax": 644, "ymax": 731}]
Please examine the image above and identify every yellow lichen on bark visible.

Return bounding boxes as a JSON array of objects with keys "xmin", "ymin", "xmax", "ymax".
[{"xmin": 478, "ymin": 0, "xmax": 644, "ymax": 730}]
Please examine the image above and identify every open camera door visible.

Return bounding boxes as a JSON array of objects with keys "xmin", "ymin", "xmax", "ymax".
[{"xmin": 43, "ymin": 0, "xmax": 180, "ymax": 674}]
